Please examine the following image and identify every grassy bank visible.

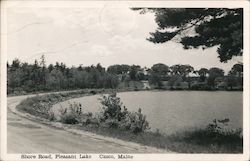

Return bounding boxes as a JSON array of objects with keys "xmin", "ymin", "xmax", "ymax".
[
  {"xmin": 15, "ymin": 89, "xmax": 243, "ymax": 153},
  {"xmin": 8, "ymin": 80, "xmax": 243, "ymax": 97},
  {"xmin": 75, "ymin": 124, "xmax": 242, "ymax": 153},
  {"xmin": 16, "ymin": 89, "xmax": 115, "ymax": 119}
]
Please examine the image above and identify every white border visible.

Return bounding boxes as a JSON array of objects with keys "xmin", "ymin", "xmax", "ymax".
[{"xmin": 1, "ymin": 1, "xmax": 249, "ymax": 161}]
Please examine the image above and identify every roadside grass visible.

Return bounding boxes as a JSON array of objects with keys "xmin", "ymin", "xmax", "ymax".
[
  {"xmin": 15, "ymin": 89, "xmax": 243, "ymax": 153},
  {"xmin": 15, "ymin": 88, "xmax": 143, "ymax": 119},
  {"xmin": 74, "ymin": 124, "xmax": 242, "ymax": 153},
  {"xmin": 16, "ymin": 89, "xmax": 108, "ymax": 119}
]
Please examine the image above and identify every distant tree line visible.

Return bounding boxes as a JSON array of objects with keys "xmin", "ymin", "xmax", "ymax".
[
  {"xmin": 7, "ymin": 55, "xmax": 243, "ymax": 94},
  {"xmin": 148, "ymin": 63, "xmax": 243, "ymax": 90}
]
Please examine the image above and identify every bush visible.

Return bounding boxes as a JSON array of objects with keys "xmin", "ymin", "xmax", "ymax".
[
  {"xmin": 60, "ymin": 112, "xmax": 79, "ymax": 124},
  {"xmin": 59, "ymin": 101, "xmax": 99, "ymax": 126},
  {"xmin": 99, "ymin": 93, "xmax": 123, "ymax": 121},
  {"xmin": 13, "ymin": 87, "xmax": 27, "ymax": 95},
  {"xmin": 16, "ymin": 95, "xmax": 55, "ymax": 120},
  {"xmin": 180, "ymin": 118, "xmax": 243, "ymax": 147},
  {"xmin": 59, "ymin": 102, "xmax": 82, "ymax": 124},
  {"xmin": 190, "ymin": 83, "xmax": 213, "ymax": 90},
  {"xmin": 99, "ymin": 93, "xmax": 149, "ymax": 134},
  {"xmin": 127, "ymin": 108, "xmax": 150, "ymax": 134},
  {"xmin": 204, "ymin": 118, "xmax": 243, "ymax": 144}
]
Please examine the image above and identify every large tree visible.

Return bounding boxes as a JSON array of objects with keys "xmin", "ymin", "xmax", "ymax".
[
  {"xmin": 198, "ymin": 68, "xmax": 209, "ymax": 82},
  {"xmin": 107, "ymin": 64, "xmax": 130, "ymax": 75},
  {"xmin": 151, "ymin": 63, "xmax": 169, "ymax": 75},
  {"xmin": 229, "ymin": 63, "xmax": 243, "ymax": 77},
  {"xmin": 207, "ymin": 67, "xmax": 225, "ymax": 87},
  {"xmin": 149, "ymin": 63, "xmax": 169, "ymax": 87},
  {"xmin": 133, "ymin": 8, "xmax": 243, "ymax": 62}
]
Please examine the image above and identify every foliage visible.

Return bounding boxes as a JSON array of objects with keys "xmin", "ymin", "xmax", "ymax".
[
  {"xmin": 151, "ymin": 63, "xmax": 169, "ymax": 75},
  {"xmin": 7, "ymin": 56, "xmax": 120, "ymax": 94},
  {"xmin": 129, "ymin": 65, "xmax": 144, "ymax": 81},
  {"xmin": 198, "ymin": 68, "xmax": 209, "ymax": 82},
  {"xmin": 77, "ymin": 117, "xmax": 242, "ymax": 153},
  {"xmin": 16, "ymin": 95, "xmax": 56, "ymax": 120},
  {"xmin": 225, "ymin": 76, "xmax": 239, "ymax": 90},
  {"xmin": 148, "ymin": 63, "xmax": 168, "ymax": 88},
  {"xmin": 133, "ymin": 8, "xmax": 243, "ymax": 62},
  {"xmin": 207, "ymin": 67, "xmax": 225, "ymax": 87},
  {"xmin": 190, "ymin": 83, "xmax": 212, "ymax": 90},
  {"xmin": 59, "ymin": 102, "xmax": 96, "ymax": 125},
  {"xmin": 7, "ymin": 56, "xmax": 243, "ymax": 94},
  {"xmin": 170, "ymin": 64, "xmax": 194, "ymax": 79},
  {"xmin": 148, "ymin": 73, "xmax": 163, "ymax": 88},
  {"xmin": 99, "ymin": 93, "xmax": 149, "ymax": 133},
  {"xmin": 184, "ymin": 118, "xmax": 243, "ymax": 148},
  {"xmin": 99, "ymin": 93, "xmax": 123, "ymax": 121},
  {"xmin": 229, "ymin": 63, "xmax": 243, "ymax": 77},
  {"xmin": 167, "ymin": 75, "xmax": 182, "ymax": 88},
  {"xmin": 15, "ymin": 89, "xmax": 105, "ymax": 120},
  {"xmin": 107, "ymin": 64, "xmax": 130, "ymax": 75},
  {"xmin": 59, "ymin": 102, "xmax": 83, "ymax": 124}
]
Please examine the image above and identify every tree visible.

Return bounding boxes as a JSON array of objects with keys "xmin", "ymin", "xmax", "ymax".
[
  {"xmin": 149, "ymin": 63, "xmax": 169, "ymax": 88},
  {"xmin": 11, "ymin": 59, "xmax": 21, "ymax": 70},
  {"xmin": 207, "ymin": 67, "xmax": 224, "ymax": 87},
  {"xmin": 133, "ymin": 8, "xmax": 243, "ymax": 62},
  {"xmin": 129, "ymin": 65, "xmax": 142, "ymax": 81},
  {"xmin": 169, "ymin": 64, "xmax": 193, "ymax": 80},
  {"xmin": 151, "ymin": 63, "xmax": 169, "ymax": 75},
  {"xmin": 226, "ymin": 76, "xmax": 238, "ymax": 90},
  {"xmin": 198, "ymin": 68, "xmax": 209, "ymax": 82},
  {"xmin": 148, "ymin": 73, "xmax": 163, "ymax": 88},
  {"xmin": 170, "ymin": 64, "xmax": 181, "ymax": 75},
  {"xmin": 179, "ymin": 65, "xmax": 194, "ymax": 81},
  {"xmin": 46, "ymin": 69, "xmax": 64, "ymax": 90},
  {"xmin": 228, "ymin": 63, "xmax": 243, "ymax": 87},
  {"xmin": 229, "ymin": 63, "xmax": 243, "ymax": 77},
  {"xmin": 48, "ymin": 64, "xmax": 54, "ymax": 72},
  {"xmin": 107, "ymin": 64, "xmax": 131, "ymax": 82},
  {"xmin": 40, "ymin": 55, "xmax": 46, "ymax": 68},
  {"xmin": 39, "ymin": 55, "xmax": 47, "ymax": 86}
]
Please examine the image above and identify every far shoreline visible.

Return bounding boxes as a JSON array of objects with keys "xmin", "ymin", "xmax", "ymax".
[{"xmin": 7, "ymin": 86, "xmax": 243, "ymax": 97}]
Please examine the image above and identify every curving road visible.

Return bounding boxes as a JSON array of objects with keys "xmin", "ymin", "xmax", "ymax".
[{"xmin": 7, "ymin": 94, "xmax": 169, "ymax": 153}]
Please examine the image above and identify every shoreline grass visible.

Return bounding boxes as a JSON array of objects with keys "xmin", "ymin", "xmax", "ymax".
[
  {"xmin": 8, "ymin": 84, "xmax": 242, "ymax": 97},
  {"xmin": 74, "ymin": 124, "xmax": 242, "ymax": 153},
  {"xmin": 15, "ymin": 89, "xmax": 243, "ymax": 153}
]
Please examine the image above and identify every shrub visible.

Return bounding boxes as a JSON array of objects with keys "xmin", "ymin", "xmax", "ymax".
[
  {"xmin": 16, "ymin": 95, "xmax": 55, "ymax": 119},
  {"xmin": 99, "ymin": 93, "xmax": 149, "ymax": 133},
  {"xmin": 127, "ymin": 108, "xmax": 150, "ymax": 134},
  {"xmin": 180, "ymin": 118, "xmax": 243, "ymax": 148},
  {"xmin": 90, "ymin": 90, "xmax": 97, "ymax": 95},
  {"xmin": 190, "ymin": 83, "xmax": 213, "ymax": 90},
  {"xmin": 59, "ymin": 102, "xmax": 82, "ymax": 124},
  {"xmin": 205, "ymin": 118, "xmax": 243, "ymax": 144},
  {"xmin": 99, "ymin": 93, "xmax": 123, "ymax": 121}
]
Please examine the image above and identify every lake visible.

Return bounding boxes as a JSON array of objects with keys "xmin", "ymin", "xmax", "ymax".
[{"xmin": 53, "ymin": 91, "xmax": 243, "ymax": 135}]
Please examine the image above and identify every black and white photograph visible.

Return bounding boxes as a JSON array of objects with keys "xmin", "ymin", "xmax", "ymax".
[{"xmin": 0, "ymin": 1, "xmax": 249, "ymax": 161}]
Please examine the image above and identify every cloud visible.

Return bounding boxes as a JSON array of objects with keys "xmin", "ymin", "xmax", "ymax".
[
  {"xmin": 90, "ymin": 44, "xmax": 113, "ymax": 57},
  {"xmin": 100, "ymin": 7, "xmax": 137, "ymax": 36},
  {"xmin": 109, "ymin": 35, "xmax": 137, "ymax": 50},
  {"xmin": 6, "ymin": 7, "xmax": 240, "ymax": 73}
]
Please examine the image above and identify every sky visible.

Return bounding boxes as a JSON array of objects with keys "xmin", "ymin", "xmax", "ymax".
[{"xmin": 6, "ymin": 6, "xmax": 242, "ymax": 74}]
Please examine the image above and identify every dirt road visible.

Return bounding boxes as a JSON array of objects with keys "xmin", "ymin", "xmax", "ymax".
[{"xmin": 7, "ymin": 94, "xmax": 168, "ymax": 153}]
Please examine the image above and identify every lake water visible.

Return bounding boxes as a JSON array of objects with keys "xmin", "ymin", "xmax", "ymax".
[{"xmin": 53, "ymin": 91, "xmax": 243, "ymax": 135}]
